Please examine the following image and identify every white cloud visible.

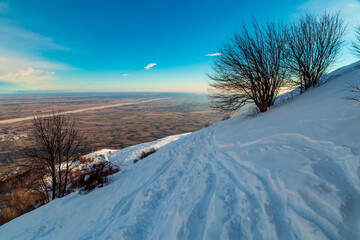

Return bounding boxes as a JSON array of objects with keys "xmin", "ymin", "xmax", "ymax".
[
  {"xmin": 0, "ymin": 56, "xmax": 74, "ymax": 72},
  {"xmin": 296, "ymin": 0, "xmax": 360, "ymax": 24},
  {"xmin": 0, "ymin": 67, "xmax": 55, "ymax": 89},
  {"xmin": 205, "ymin": 53, "xmax": 221, "ymax": 57},
  {"xmin": 0, "ymin": 24, "xmax": 69, "ymax": 51},
  {"xmin": 145, "ymin": 63, "xmax": 157, "ymax": 69},
  {"xmin": 0, "ymin": 10, "xmax": 73, "ymax": 90},
  {"xmin": 122, "ymin": 73, "xmax": 129, "ymax": 76},
  {"xmin": 0, "ymin": 55, "xmax": 74, "ymax": 90},
  {"xmin": 8, "ymin": 67, "xmax": 55, "ymax": 80}
]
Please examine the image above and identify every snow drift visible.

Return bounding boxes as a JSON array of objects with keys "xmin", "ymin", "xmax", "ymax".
[{"xmin": 1, "ymin": 62, "xmax": 360, "ymax": 240}]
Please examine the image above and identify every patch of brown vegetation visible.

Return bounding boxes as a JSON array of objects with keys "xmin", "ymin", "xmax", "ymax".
[
  {"xmin": 140, "ymin": 148, "xmax": 156, "ymax": 160},
  {"xmin": 0, "ymin": 168, "xmax": 49, "ymax": 225},
  {"xmin": 0, "ymin": 157, "xmax": 120, "ymax": 225},
  {"xmin": 69, "ymin": 160, "xmax": 120, "ymax": 193}
]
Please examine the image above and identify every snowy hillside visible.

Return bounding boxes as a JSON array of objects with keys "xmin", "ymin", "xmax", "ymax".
[{"xmin": 1, "ymin": 62, "xmax": 360, "ymax": 239}]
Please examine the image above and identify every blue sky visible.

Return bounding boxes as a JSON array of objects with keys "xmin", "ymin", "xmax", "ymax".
[{"xmin": 0, "ymin": 0, "xmax": 359, "ymax": 93}]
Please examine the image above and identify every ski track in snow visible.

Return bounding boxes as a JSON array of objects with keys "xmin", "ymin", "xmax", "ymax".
[{"xmin": 1, "ymin": 62, "xmax": 360, "ymax": 240}]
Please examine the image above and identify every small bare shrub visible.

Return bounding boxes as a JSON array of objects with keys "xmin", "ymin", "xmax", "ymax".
[
  {"xmin": 140, "ymin": 148, "xmax": 156, "ymax": 160},
  {"xmin": 78, "ymin": 156, "xmax": 95, "ymax": 167},
  {"xmin": 69, "ymin": 160, "xmax": 119, "ymax": 193}
]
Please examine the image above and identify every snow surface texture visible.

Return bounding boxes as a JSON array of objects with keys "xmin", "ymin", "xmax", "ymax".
[{"xmin": 1, "ymin": 62, "xmax": 360, "ymax": 240}]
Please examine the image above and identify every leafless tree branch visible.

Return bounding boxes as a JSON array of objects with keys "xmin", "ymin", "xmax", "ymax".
[
  {"xmin": 208, "ymin": 19, "xmax": 289, "ymax": 113},
  {"xmin": 25, "ymin": 110, "xmax": 86, "ymax": 199},
  {"xmin": 286, "ymin": 11, "xmax": 346, "ymax": 92},
  {"xmin": 352, "ymin": 23, "xmax": 360, "ymax": 58}
]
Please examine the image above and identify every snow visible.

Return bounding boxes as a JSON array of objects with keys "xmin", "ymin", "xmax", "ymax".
[
  {"xmin": 1, "ymin": 62, "xmax": 360, "ymax": 239},
  {"xmin": 85, "ymin": 133, "xmax": 190, "ymax": 166}
]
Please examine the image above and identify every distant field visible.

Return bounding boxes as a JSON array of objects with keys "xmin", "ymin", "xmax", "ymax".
[
  {"xmin": 0, "ymin": 92, "xmax": 222, "ymax": 179},
  {"xmin": 0, "ymin": 98, "xmax": 164, "ymax": 124}
]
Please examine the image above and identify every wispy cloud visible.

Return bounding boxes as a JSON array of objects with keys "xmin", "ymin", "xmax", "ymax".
[
  {"xmin": 0, "ymin": 24, "xmax": 69, "ymax": 51},
  {"xmin": 0, "ymin": 67, "xmax": 56, "ymax": 89},
  {"xmin": 122, "ymin": 73, "xmax": 129, "ymax": 76},
  {"xmin": 0, "ymin": 57, "xmax": 74, "ymax": 90},
  {"xmin": 0, "ymin": 16, "xmax": 72, "ymax": 90},
  {"xmin": 0, "ymin": 56, "xmax": 74, "ymax": 72},
  {"xmin": 205, "ymin": 53, "xmax": 221, "ymax": 57},
  {"xmin": 145, "ymin": 63, "xmax": 157, "ymax": 69},
  {"xmin": 296, "ymin": 0, "xmax": 360, "ymax": 24}
]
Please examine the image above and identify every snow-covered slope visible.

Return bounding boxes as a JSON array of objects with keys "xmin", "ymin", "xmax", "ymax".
[{"xmin": 1, "ymin": 63, "xmax": 360, "ymax": 240}]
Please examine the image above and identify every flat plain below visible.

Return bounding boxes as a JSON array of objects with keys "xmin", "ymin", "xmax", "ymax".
[{"xmin": 0, "ymin": 92, "xmax": 221, "ymax": 179}]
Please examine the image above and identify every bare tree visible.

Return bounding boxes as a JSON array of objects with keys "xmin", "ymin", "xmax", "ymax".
[
  {"xmin": 208, "ymin": 20, "xmax": 289, "ymax": 113},
  {"xmin": 352, "ymin": 24, "xmax": 360, "ymax": 58},
  {"xmin": 25, "ymin": 111, "xmax": 85, "ymax": 199},
  {"xmin": 286, "ymin": 11, "xmax": 346, "ymax": 92}
]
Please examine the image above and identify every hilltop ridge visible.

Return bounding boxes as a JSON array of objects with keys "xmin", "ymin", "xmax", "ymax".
[{"xmin": 1, "ymin": 62, "xmax": 360, "ymax": 240}]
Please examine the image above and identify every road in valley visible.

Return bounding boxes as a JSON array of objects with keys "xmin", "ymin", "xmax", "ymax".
[{"xmin": 0, "ymin": 98, "xmax": 166, "ymax": 125}]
